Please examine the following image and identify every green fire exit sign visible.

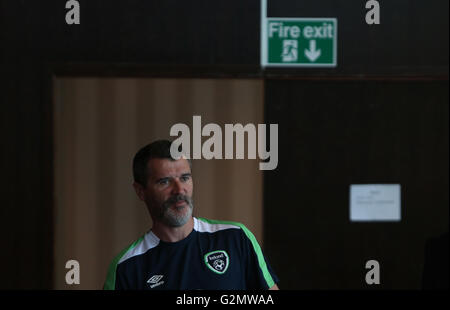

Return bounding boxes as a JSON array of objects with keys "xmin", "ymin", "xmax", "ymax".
[{"xmin": 263, "ymin": 18, "xmax": 337, "ymax": 67}]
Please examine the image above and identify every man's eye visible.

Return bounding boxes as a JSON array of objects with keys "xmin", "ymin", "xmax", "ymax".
[
  {"xmin": 158, "ymin": 179, "xmax": 169, "ymax": 185},
  {"xmin": 181, "ymin": 175, "xmax": 191, "ymax": 182}
]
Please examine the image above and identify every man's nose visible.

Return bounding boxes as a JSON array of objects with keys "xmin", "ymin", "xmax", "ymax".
[{"xmin": 171, "ymin": 178, "xmax": 185, "ymax": 194}]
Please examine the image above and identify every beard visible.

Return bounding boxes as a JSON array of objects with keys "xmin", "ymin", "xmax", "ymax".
[{"xmin": 155, "ymin": 194, "xmax": 194, "ymax": 227}]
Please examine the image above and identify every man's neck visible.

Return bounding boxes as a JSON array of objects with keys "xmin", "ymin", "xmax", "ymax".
[{"xmin": 151, "ymin": 217, "xmax": 194, "ymax": 243}]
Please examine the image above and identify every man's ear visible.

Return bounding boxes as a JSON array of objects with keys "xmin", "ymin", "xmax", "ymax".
[{"xmin": 133, "ymin": 182, "xmax": 146, "ymax": 201}]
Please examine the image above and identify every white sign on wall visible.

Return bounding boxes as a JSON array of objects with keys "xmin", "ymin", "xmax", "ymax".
[{"xmin": 350, "ymin": 184, "xmax": 401, "ymax": 222}]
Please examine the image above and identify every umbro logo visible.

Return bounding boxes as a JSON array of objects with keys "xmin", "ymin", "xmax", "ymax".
[{"xmin": 147, "ymin": 275, "xmax": 164, "ymax": 288}]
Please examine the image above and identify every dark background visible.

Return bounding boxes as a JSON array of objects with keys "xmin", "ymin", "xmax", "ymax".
[
  {"xmin": 264, "ymin": 80, "xmax": 448, "ymax": 289},
  {"xmin": 0, "ymin": 0, "xmax": 448, "ymax": 289}
]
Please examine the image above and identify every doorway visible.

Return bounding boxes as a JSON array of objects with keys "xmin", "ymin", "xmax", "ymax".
[{"xmin": 53, "ymin": 77, "xmax": 264, "ymax": 289}]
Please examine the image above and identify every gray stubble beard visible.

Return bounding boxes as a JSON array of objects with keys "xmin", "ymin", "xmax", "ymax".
[{"xmin": 159, "ymin": 194, "xmax": 194, "ymax": 227}]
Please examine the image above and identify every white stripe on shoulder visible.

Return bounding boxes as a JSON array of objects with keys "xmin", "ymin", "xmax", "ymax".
[
  {"xmin": 194, "ymin": 217, "xmax": 241, "ymax": 233},
  {"xmin": 118, "ymin": 230, "xmax": 160, "ymax": 264}
]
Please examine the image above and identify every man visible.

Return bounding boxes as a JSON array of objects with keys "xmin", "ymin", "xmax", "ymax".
[{"xmin": 104, "ymin": 140, "xmax": 279, "ymax": 290}]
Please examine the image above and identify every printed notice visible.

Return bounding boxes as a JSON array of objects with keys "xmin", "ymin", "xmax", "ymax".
[{"xmin": 350, "ymin": 184, "xmax": 401, "ymax": 221}]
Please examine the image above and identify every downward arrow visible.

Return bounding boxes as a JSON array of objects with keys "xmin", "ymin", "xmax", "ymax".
[{"xmin": 304, "ymin": 40, "xmax": 321, "ymax": 62}]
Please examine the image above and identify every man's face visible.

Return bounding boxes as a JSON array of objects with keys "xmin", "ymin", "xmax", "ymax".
[{"xmin": 134, "ymin": 158, "xmax": 194, "ymax": 227}]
